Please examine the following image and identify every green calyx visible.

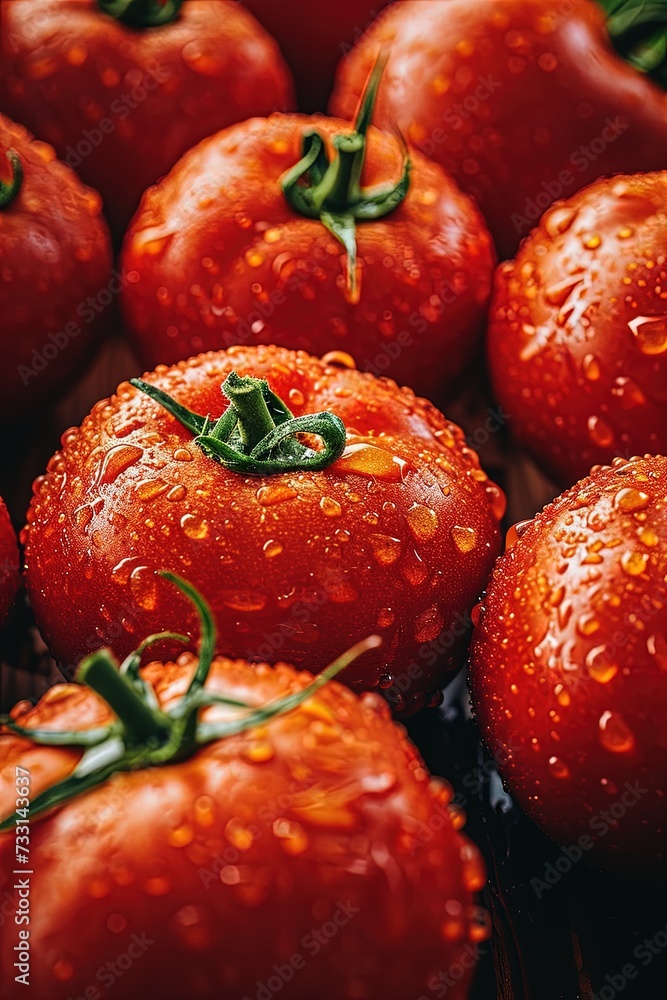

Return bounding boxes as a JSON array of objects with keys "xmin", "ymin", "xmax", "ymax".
[
  {"xmin": 601, "ymin": 0, "xmax": 667, "ymax": 86},
  {"xmin": 0, "ymin": 150, "xmax": 23, "ymax": 210},
  {"xmin": 97, "ymin": 0, "xmax": 184, "ymax": 28},
  {"xmin": 130, "ymin": 370, "xmax": 346, "ymax": 476},
  {"xmin": 282, "ymin": 54, "xmax": 411, "ymax": 299},
  {"xmin": 0, "ymin": 573, "xmax": 381, "ymax": 831}
]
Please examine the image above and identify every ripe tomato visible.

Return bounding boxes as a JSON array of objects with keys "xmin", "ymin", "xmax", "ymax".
[
  {"xmin": 330, "ymin": 0, "xmax": 667, "ymax": 258},
  {"xmin": 0, "ymin": 498, "xmax": 19, "ymax": 623},
  {"xmin": 0, "ymin": 113, "xmax": 112, "ymax": 418},
  {"xmin": 470, "ymin": 455, "xmax": 667, "ymax": 877},
  {"xmin": 23, "ymin": 344, "xmax": 504, "ymax": 714},
  {"xmin": 488, "ymin": 172, "xmax": 667, "ymax": 486},
  {"xmin": 241, "ymin": 0, "xmax": 395, "ymax": 111},
  {"xmin": 120, "ymin": 76, "xmax": 494, "ymax": 403},
  {"xmin": 0, "ymin": 0, "xmax": 294, "ymax": 241},
  {"xmin": 0, "ymin": 579, "xmax": 487, "ymax": 1000}
]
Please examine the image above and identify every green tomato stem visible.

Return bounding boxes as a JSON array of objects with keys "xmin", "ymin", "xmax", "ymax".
[
  {"xmin": 0, "ymin": 150, "xmax": 23, "ymax": 210},
  {"xmin": 97, "ymin": 0, "xmax": 184, "ymax": 28}
]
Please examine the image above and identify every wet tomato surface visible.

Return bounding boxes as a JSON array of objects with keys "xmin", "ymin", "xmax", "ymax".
[
  {"xmin": 0, "ymin": 0, "xmax": 294, "ymax": 240},
  {"xmin": 488, "ymin": 172, "xmax": 667, "ymax": 485},
  {"xmin": 0, "ymin": 644, "xmax": 486, "ymax": 1000},
  {"xmin": 23, "ymin": 345, "xmax": 504, "ymax": 713},
  {"xmin": 0, "ymin": 498, "xmax": 19, "ymax": 623},
  {"xmin": 0, "ymin": 113, "xmax": 112, "ymax": 417},
  {"xmin": 120, "ymin": 111, "xmax": 494, "ymax": 404},
  {"xmin": 330, "ymin": 0, "xmax": 667, "ymax": 258},
  {"xmin": 471, "ymin": 455, "xmax": 667, "ymax": 877}
]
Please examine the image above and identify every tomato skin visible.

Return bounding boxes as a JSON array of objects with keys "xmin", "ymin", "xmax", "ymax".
[
  {"xmin": 0, "ymin": 499, "xmax": 19, "ymax": 622},
  {"xmin": 0, "ymin": 114, "xmax": 112, "ymax": 417},
  {"xmin": 120, "ymin": 114, "xmax": 494, "ymax": 404},
  {"xmin": 241, "ymin": 0, "xmax": 396, "ymax": 111},
  {"xmin": 488, "ymin": 172, "xmax": 667, "ymax": 486},
  {"xmin": 0, "ymin": 0, "xmax": 294, "ymax": 241},
  {"xmin": 23, "ymin": 345, "xmax": 503, "ymax": 714},
  {"xmin": 330, "ymin": 0, "xmax": 667, "ymax": 259},
  {"xmin": 470, "ymin": 455, "xmax": 667, "ymax": 877},
  {"xmin": 0, "ymin": 656, "xmax": 485, "ymax": 1000}
]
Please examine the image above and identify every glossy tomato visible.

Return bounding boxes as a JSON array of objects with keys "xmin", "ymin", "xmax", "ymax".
[
  {"xmin": 120, "ymin": 97, "xmax": 494, "ymax": 403},
  {"xmin": 0, "ymin": 498, "xmax": 19, "ymax": 623},
  {"xmin": 242, "ymin": 0, "xmax": 395, "ymax": 111},
  {"xmin": 330, "ymin": 0, "xmax": 667, "ymax": 258},
  {"xmin": 488, "ymin": 171, "xmax": 667, "ymax": 486},
  {"xmin": 470, "ymin": 455, "xmax": 667, "ymax": 877},
  {"xmin": 0, "ymin": 0, "xmax": 294, "ymax": 241},
  {"xmin": 23, "ymin": 345, "xmax": 504, "ymax": 714},
  {"xmin": 0, "ymin": 113, "xmax": 112, "ymax": 418},
  {"xmin": 0, "ymin": 580, "xmax": 487, "ymax": 1000}
]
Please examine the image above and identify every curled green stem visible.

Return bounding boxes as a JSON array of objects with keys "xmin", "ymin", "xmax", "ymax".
[
  {"xmin": 282, "ymin": 53, "xmax": 410, "ymax": 299},
  {"xmin": 0, "ymin": 574, "xmax": 381, "ymax": 831},
  {"xmin": 130, "ymin": 371, "xmax": 346, "ymax": 476},
  {"xmin": 602, "ymin": 0, "xmax": 667, "ymax": 85}
]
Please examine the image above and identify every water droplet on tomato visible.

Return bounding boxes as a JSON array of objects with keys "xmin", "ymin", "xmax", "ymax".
[
  {"xmin": 628, "ymin": 315, "xmax": 667, "ymax": 355},
  {"xmin": 451, "ymin": 525, "xmax": 477, "ymax": 553},
  {"xmin": 548, "ymin": 756, "xmax": 569, "ymax": 778},
  {"xmin": 319, "ymin": 496, "xmax": 342, "ymax": 517},
  {"xmin": 599, "ymin": 710, "xmax": 635, "ymax": 753},
  {"xmin": 414, "ymin": 605, "xmax": 444, "ymax": 641},
  {"xmin": 620, "ymin": 550, "xmax": 648, "ymax": 576},
  {"xmin": 98, "ymin": 444, "xmax": 143, "ymax": 484},
  {"xmin": 406, "ymin": 503, "xmax": 439, "ymax": 541},
  {"xmin": 585, "ymin": 645, "xmax": 618, "ymax": 683},
  {"xmin": 587, "ymin": 415, "xmax": 614, "ymax": 447},
  {"xmin": 136, "ymin": 478, "xmax": 168, "ymax": 501},
  {"xmin": 614, "ymin": 488, "xmax": 649, "ymax": 513},
  {"xmin": 272, "ymin": 818, "xmax": 309, "ymax": 854},
  {"xmin": 263, "ymin": 539, "xmax": 283, "ymax": 558},
  {"xmin": 256, "ymin": 484, "xmax": 298, "ymax": 506},
  {"xmin": 369, "ymin": 534, "xmax": 402, "ymax": 566},
  {"xmin": 129, "ymin": 565, "xmax": 158, "ymax": 611},
  {"xmin": 180, "ymin": 513, "xmax": 208, "ymax": 540}
]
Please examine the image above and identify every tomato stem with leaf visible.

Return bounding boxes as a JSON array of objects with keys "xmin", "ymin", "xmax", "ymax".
[
  {"xmin": 97, "ymin": 0, "xmax": 184, "ymax": 28},
  {"xmin": 282, "ymin": 54, "xmax": 411, "ymax": 299},
  {"xmin": 130, "ymin": 370, "xmax": 347, "ymax": 475},
  {"xmin": 0, "ymin": 572, "xmax": 381, "ymax": 830},
  {"xmin": 0, "ymin": 150, "xmax": 23, "ymax": 210}
]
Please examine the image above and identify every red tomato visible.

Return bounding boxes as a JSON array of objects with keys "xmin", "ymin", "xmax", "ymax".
[
  {"xmin": 23, "ymin": 345, "xmax": 504, "ymax": 715},
  {"xmin": 470, "ymin": 455, "xmax": 667, "ymax": 877},
  {"xmin": 0, "ymin": 113, "xmax": 112, "ymax": 417},
  {"xmin": 330, "ymin": 0, "xmax": 667, "ymax": 258},
  {"xmin": 242, "ymin": 0, "xmax": 396, "ymax": 111},
  {"xmin": 0, "ymin": 581, "xmax": 486, "ymax": 1000},
  {"xmin": 0, "ymin": 498, "xmax": 19, "ymax": 622},
  {"xmin": 0, "ymin": 0, "xmax": 294, "ymax": 241},
  {"xmin": 488, "ymin": 172, "xmax": 667, "ymax": 486},
  {"xmin": 120, "ymin": 100, "xmax": 494, "ymax": 404}
]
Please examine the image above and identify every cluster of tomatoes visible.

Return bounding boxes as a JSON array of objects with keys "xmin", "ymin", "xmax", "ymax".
[{"xmin": 0, "ymin": 1, "xmax": 665, "ymax": 998}]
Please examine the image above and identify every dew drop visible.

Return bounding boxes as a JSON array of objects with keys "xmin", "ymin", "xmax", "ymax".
[
  {"xmin": 369, "ymin": 534, "xmax": 402, "ymax": 566},
  {"xmin": 582, "ymin": 354, "xmax": 601, "ymax": 381},
  {"xmin": 256, "ymin": 484, "xmax": 298, "ymax": 506},
  {"xmin": 98, "ymin": 444, "xmax": 143, "ymax": 485},
  {"xmin": 173, "ymin": 448, "xmax": 193, "ymax": 462},
  {"xmin": 414, "ymin": 605, "xmax": 445, "ymax": 641},
  {"xmin": 548, "ymin": 756, "xmax": 569, "ymax": 779},
  {"xmin": 129, "ymin": 566, "xmax": 158, "ymax": 611},
  {"xmin": 321, "ymin": 350, "xmax": 357, "ymax": 369},
  {"xmin": 272, "ymin": 818, "xmax": 309, "ymax": 855},
  {"xmin": 180, "ymin": 513, "xmax": 209, "ymax": 540},
  {"xmin": 620, "ymin": 550, "xmax": 648, "ymax": 576},
  {"xmin": 599, "ymin": 710, "xmax": 636, "ymax": 753},
  {"xmin": 136, "ymin": 478, "xmax": 168, "ymax": 501},
  {"xmin": 167, "ymin": 484, "xmax": 187, "ymax": 502},
  {"xmin": 614, "ymin": 488, "xmax": 649, "ymax": 513},
  {"xmin": 319, "ymin": 496, "xmax": 342, "ymax": 517},
  {"xmin": 647, "ymin": 633, "xmax": 667, "ymax": 670},
  {"xmin": 333, "ymin": 443, "xmax": 404, "ymax": 482},
  {"xmin": 628, "ymin": 315, "xmax": 667, "ymax": 355},
  {"xmin": 585, "ymin": 645, "xmax": 618, "ymax": 684},
  {"xmin": 406, "ymin": 503, "xmax": 439, "ymax": 542},
  {"xmin": 263, "ymin": 539, "xmax": 283, "ymax": 558},
  {"xmin": 587, "ymin": 415, "xmax": 614, "ymax": 448},
  {"xmin": 451, "ymin": 525, "xmax": 477, "ymax": 553}
]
